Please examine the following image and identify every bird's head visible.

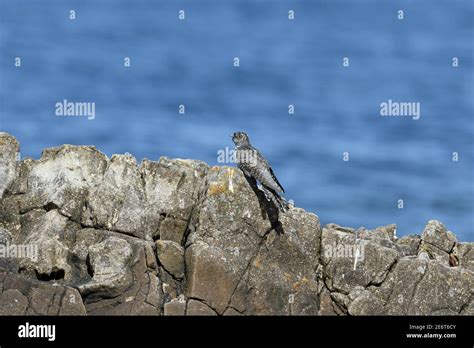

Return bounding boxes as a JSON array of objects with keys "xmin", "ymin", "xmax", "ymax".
[{"xmin": 231, "ymin": 131, "xmax": 250, "ymax": 147}]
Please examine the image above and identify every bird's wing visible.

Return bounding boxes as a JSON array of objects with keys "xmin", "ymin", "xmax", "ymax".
[
  {"xmin": 255, "ymin": 150, "xmax": 285, "ymax": 193},
  {"xmin": 268, "ymin": 166, "xmax": 285, "ymax": 193}
]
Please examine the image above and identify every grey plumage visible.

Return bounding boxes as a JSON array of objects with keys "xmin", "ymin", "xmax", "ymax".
[{"xmin": 232, "ymin": 131, "xmax": 288, "ymax": 212}]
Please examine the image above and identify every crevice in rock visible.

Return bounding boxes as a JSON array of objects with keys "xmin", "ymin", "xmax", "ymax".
[
  {"xmin": 56, "ymin": 207, "xmax": 147, "ymax": 242},
  {"xmin": 176, "ymin": 172, "xmax": 186, "ymax": 190},
  {"xmin": 85, "ymin": 254, "xmax": 94, "ymax": 278},
  {"xmin": 179, "ymin": 169, "xmax": 212, "ymax": 294},
  {"xmin": 406, "ymin": 263, "xmax": 428, "ymax": 313},
  {"xmin": 151, "ymin": 212, "xmax": 167, "ymax": 242},
  {"xmin": 160, "ymin": 292, "xmax": 171, "ymax": 314},
  {"xmin": 227, "ymin": 305, "xmax": 244, "ymax": 315},
  {"xmin": 223, "ymin": 226, "xmax": 274, "ymax": 314},
  {"xmin": 19, "ymin": 205, "xmax": 46, "ymax": 215},
  {"xmin": 366, "ymin": 257, "xmax": 398, "ymax": 288},
  {"xmin": 319, "ymin": 276, "xmax": 348, "ymax": 314},
  {"xmin": 52, "ymin": 286, "xmax": 67, "ymax": 315},
  {"xmin": 34, "ymin": 268, "xmax": 65, "ymax": 281},
  {"xmin": 44, "ymin": 202, "xmax": 59, "ymax": 211},
  {"xmin": 458, "ymin": 295, "xmax": 471, "ymax": 314},
  {"xmin": 186, "ymin": 296, "xmax": 219, "ymax": 315},
  {"xmin": 181, "ymin": 211, "xmax": 194, "ymax": 248},
  {"xmin": 139, "ymin": 168, "xmax": 147, "ymax": 201},
  {"xmin": 328, "ymin": 290, "xmax": 348, "ymax": 315},
  {"xmin": 421, "ymin": 239, "xmax": 453, "ymax": 255},
  {"xmin": 157, "ymin": 263, "xmax": 183, "ymax": 283}
]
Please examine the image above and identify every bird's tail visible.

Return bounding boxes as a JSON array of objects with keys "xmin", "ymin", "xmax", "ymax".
[{"xmin": 262, "ymin": 186, "xmax": 289, "ymax": 213}]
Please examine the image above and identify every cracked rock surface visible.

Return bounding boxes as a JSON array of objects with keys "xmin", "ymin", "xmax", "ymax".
[{"xmin": 0, "ymin": 133, "xmax": 472, "ymax": 315}]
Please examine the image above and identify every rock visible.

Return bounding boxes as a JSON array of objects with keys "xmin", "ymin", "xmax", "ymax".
[
  {"xmin": 322, "ymin": 224, "xmax": 398, "ymax": 293},
  {"xmin": 9, "ymin": 158, "xmax": 35, "ymax": 195},
  {"xmin": 156, "ymin": 240, "xmax": 185, "ymax": 279},
  {"xmin": 84, "ymin": 154, "xmax": 149, "ymax": 239},
  {"xmin": 87, "ymin": 236, "xmax": 133, "ymax": 285},
  {"xmin": 163, "ymin": 296, "xmax": 186, "ymax": 315},
  {"xmin": 19, "ymin": 145, "xmax": 108, "ymax": 222},
  {"xmin": 0, "ymin": 133, "xmax": 472, "ymax": 316},
  {"xmin": 396, "ymin": 235, "xmax": 421, "ymax": 257},
  {"xmin": 0, "ymin": 289, "xmax": 28, "ymax": 315},
  {"xmin": 456, "ymin": 242, "xmax": 474, "ymax": 272},
  {"xmin": 235, "ymin": 208, "xmax": 321, "ymax": 315},
  {"xmin": 347, "ymin": 288, "xmax": 385, "ymax": 315},
  {"xmin": 418, "ymin": 241, "xmax": 450, "ymax": 265},
  {"xmin": 0, "ymin": 133, "xmax": 19, "ymax": 198},
  {"xmin": 223, "ymin": 307, "xmax": 242, "ymax": 316},
  {"xmin": 185, "ymin": 167, "xmax": 321, "ymax": 315},
  {"xmin": 140, "ymin": 157, "xmax": 208, "ymax": 242},
  {"xmin": 421, "ymin": 220, "xmax": 456, "ymax": 253},
  {"xmin": 0, "ymin": 227, "xmax": 12, "ymax": 245},
  {"xmin": 186, "ymin": 299, "xmax": 217, "ymax": 315},
  {"xmin": 0, "ymin": 270, "xmax": 86, "ymax": 315},
  {"xmin": 185, "ymin": 241, "xmax": 237, "ymax": 314},
  {"xmin": 74, "ymin": 233, "xmax": 162, "ymax": 315},
  {"xmin": 373, "ymin": 258, "xmax": 473, "ymax": 315},
  {"xmin": 18, "ymin": 210, "xmax": 73, "ymax": 281}
]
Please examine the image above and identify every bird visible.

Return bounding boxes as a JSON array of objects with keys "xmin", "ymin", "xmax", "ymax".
[{"xmin": 231, "ymin": 131, "xmax": 288, "ymax": 212}]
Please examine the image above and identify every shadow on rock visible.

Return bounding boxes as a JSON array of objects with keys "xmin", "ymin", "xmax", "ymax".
[{"xmin": 242, "ymin": 173, "xmax": 284, "ymax": 235}]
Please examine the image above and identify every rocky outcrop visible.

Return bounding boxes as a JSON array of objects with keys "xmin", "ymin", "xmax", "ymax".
[{"xmin": 0, "ymin": 132, "xmax": 472, "ymax": 315}]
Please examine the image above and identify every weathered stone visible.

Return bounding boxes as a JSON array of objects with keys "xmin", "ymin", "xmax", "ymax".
[
  {"xmin": 0, "ymin": 196, "xmax": 22, "ymax": 242},
  {"xmin": 140, "ymin": 157, "xmax": 208, "ymax": 241},
  {"xmin": 186, "ymin": 299, "xmax": 217, "ymax": 315},
  {"xmin": 164, "ymin": 297, "xmax": 186, "ymax": 316},
  {"xmin": 456, "ymin": 242, "xmax": 474, "ymax": 272},
  {"xmin": 84, "ymin": 154, "xmax": 148, "ymax": 239},
  {"xmin": 422, "ymin": 220, "xmax": 456, "ymax": 253},
  {"xmin": 9, "ymin": 158, "xmax": 36, "ymax": 195},
  {"xmin": 19, "ymin": 145, "xmax": 108, "ymax": 222},
  {"xmin": 322, "ymin": 224, "xmax": 398, "ymax": 293},
  {"xmin": 223, "ymin": 307, "xmax": 242, "ymax": 316},
  {"xmin": 0, "ymin": 132, "xmax": 19, "ymax": 198},
  {"xmin": 0, "ymin": 133, "xmax": 471, "ymax": 316},
  {"xmin": 0, "ymin": 289, "xmax": 28, "ymax": 315},
  {"xmin": 418, "ymin": 241, "xmax": 450, "ymax": 265},
  {"xmin": 159, "ymin": 217, "xmax": 188, "ymax": 244},
  {"xmin": 371, "ymin": 258, "xmax": 473, "ymax": 315},
  {"xmin": 18, "ymin": 210, "xmax": 72, "ymax": 281},
  {"xmin": 82, "ymin": 240, "xmax": 162, "ymax": 315},
  {"xmin": 79, "ymin": 236, "xmax": 133, "ymax": 297},
  {"xmin": 235, "ymin": 209, "xmax": 321, "ymax": 315},
  {"xmin": 0, "ymin": 270, "xmax": 86, "ymax": 315},
  {"xmin": 185, "ymin": 241, "xmax": 237, "ymax": 314},
  {"xmin": 396, "ymin": 235, "xmax": 421, "ymax": 257},
  {"xmin": 156, "ymin": 240, "xmax": 185, "ymax": 279},
  {"xmin": 347, "ymin": 288, "xmax": 385, "ymax": 315}
]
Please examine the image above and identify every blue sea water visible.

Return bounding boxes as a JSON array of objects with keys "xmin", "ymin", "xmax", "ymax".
[{"xmin": 0, "ymin": 0, "xmax": 473, "ymax": 241}]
